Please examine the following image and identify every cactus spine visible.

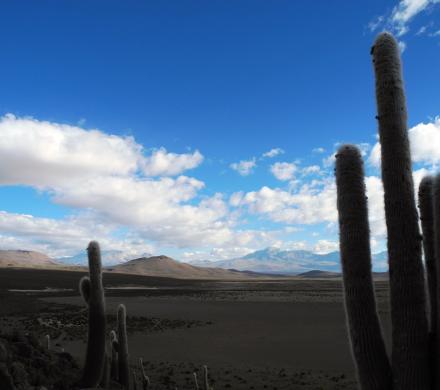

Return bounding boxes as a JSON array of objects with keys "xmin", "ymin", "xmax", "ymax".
[
  {"xmin": 79, "ymin": 241, "xmax": 106, "ymax": 387},
  {"xmin": 117, "ymin": 303, "xmax": 130, "ymax": 389},
  {"xmin": 371, "ymin": 32, "xmax": 430, "ymax": 389},
  {"xmin": 335, "ymin": 144, "xmax": 392, "ymax": 389}
]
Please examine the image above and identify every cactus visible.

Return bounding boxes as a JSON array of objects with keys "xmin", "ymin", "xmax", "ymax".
[
  {"xmin": 335, "ymin": 144, "xmax": 392, "ymax": 389},
  {"xmin": 371, "ymin": 31, "xmax": 430, "ymax": 389},
  {"xmin": 110, "ymin": 330, "xmax": 119, "ymax": 382},
  {"xmin": 117, "ymin": 303, "xmax": 130, "ymax": 389},
  {"xmin": 193, "ymin": 371, "xmax": 200, "ymax": 390},
  {"xmin": 99, "ymin": 350, "xmax": 111, "ymax": 389},
  {"xmin": 432, "ymin": 175, "xmax": 440, "ymax": 385},
  {"xmin": 79, "ymin": 241, "xmax": 106, "ymax": 388},
  {"xmin": 203, "ymin": 365, "xmax": 213, "ymax": 390},
  {"xmin": 419, "ymin": 176, "xmax": 437, "ymax": 334},
  {"xmin": 139, "ymin": 358, "xmax": 150, "ymax": 390},
  {"xmin": 336, "ymin": 32, "xmax": 434, "ymax": 390}
]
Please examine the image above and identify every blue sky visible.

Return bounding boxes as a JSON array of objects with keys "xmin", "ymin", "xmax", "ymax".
[{"xmin": 0, "ymin": 0, "xmax": 439, "ymax": 268}]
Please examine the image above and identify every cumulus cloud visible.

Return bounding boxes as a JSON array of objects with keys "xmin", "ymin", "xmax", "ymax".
[
  {"xmin": 270, "ymin": 162, "xmax": 297, "ymax": 181},
  {"xmin": 0, "ymin": 210, "xmax": 154, "ymax": 259},
  {"xmin": 369, "ymin": 117, "xmax": 440, "ymax": 167},
  {"xmin": 230, "ymin": 158, "xmax": 257, "ymax": 176},
  {"xmin": 312, "ymin": 240, "xmax": 339, "ymax": 254},
  {"xmin": 0, "ymin": 114, "xmax": 203, "ymax": 188},
  {"xmin": 262, "ymin": 148, "xmax": 284, "ymax": 158},
  {"xmin": 0, "ymin": 114, "xmax": 272, "ymax": 253},
  {"xmin": 302, "ymin": 165, "xmax": 320, "ymax": 175},
  {"xmin": 232, "ymin": 179, "xmax": 337, "ymax": 225},
  {"xmin": 142, "ymin": 148, "xmax": 203, "ymax": 176}
]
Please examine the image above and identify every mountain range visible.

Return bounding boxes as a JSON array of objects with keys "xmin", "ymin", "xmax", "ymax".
[
  {"xmin": 189, "ymin": 247, "xmax": 388, "ymax": 274},
  {"xmin": 107, "ymin": 255, "xmax": 282, "ymax": 280},
  {"xmin": 0, "ymin": 247, "xmax": 389, "ymax": 278},
  {"xmin": 56, "ymin": 250, "xmax": 152, "ymax": 266}
]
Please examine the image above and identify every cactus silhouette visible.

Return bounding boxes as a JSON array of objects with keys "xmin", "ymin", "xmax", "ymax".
[
  {"xmin": 336, "ymin": 32, "xmax": 432, "ymax": 390},
  {"xmin": 432, "ymin": 174, "xmax": 440, "ymax": 386},
  {"xmin": 419, "ymin": 176, "xmax": 437, "ymax": 333},
  {"xmin": 117, "ymin": 303, "xmax": 130, "ymax": 389},
  {"xmin": 372, "ymin": 31, "xmax": 430, "ymax": 390},
  {"xmin": 335, "ymin": 144, "xmax": 392, "ymax": 389},
  {"xmin": 79, "ymin": 241, "xmax": 106, "ymax": 388},
  {"xmin": 110, "ymin": 329, "xmax": 119, "ymax": 382}
]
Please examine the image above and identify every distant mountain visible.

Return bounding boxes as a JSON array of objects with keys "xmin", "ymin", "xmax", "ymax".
[
  {"xmin": 0, "ymin": 250, "xmax": 58, "ymax": 268},
  {"xmin": 57, "ymin": 250, "xmax": 152, "ymax": 266},
  {"xmin": 189, "ymin": 247, "xmax": 388, "ymax": 274},
  {"xmin": 297, "ymin": 270, "xmax": 341, "ymax": 279},
  {"xmin": 109, "ymin": 255, "xmax": 282, "ymax": 280}
]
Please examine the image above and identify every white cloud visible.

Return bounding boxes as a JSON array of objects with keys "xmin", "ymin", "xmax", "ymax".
[
  {"xmin": 313, "ymin": 240, "xmax": 339, "ymax": 254},
  {"xmin": 142, "ymin": 147, "xmax": 203, "ymax": 176},
  {"xmin": 302, "ymin": 165, "xmax": 320, "ymax": 175},
  {"xmin": 262, "ymin": 148, "xmax": 284, "ymax": 158},
  {"xmin": 0, "ymin": 114, "xmax": 203, "ymax": 189},
  {"xmin": 0, "ymin": 210, "xmax": 154, "ymax": 259},
  {"xmin": 0, "ymin": 114, "xmax": 273, "ymax": 252},
  {"xmin": 312, "ymin": 147, "xmax": 325, "ymax": 154},
  {"xmin": 270, "ymin": 162, "xmax": 297, "ymax": 181},
  {"xmin": 369, "ymin": 117, "xmax": 440, "ymax": 167},
  {"xmin": 230, "ymin": 158, "xmax": 257, "ymax": 176},
  {"xmin": 234, "ymin": 179, "xmax": 337, "ymax": 225},
  {"xmin": 398, "ymin": 40, "xmax": 407, "ymax": 52},
  {"xmin": 371, "ymin": 0, "xmax": 440, "ymax": 37},
  {"xmin": 391, "ymin": 0, "xmax": 433, "ymax": 35}
]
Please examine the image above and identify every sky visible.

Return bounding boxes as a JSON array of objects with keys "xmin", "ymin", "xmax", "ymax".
[{"xmin": 0, "ymin": 0, "xmax": 439, "ymax": 268}]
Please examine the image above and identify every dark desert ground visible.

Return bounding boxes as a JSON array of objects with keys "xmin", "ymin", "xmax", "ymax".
[{"xmin": 0, "ymin": 267, "xmax": 392, "ymax": 389}]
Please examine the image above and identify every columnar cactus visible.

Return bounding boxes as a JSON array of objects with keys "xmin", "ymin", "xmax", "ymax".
[
  {"xmin": 419, "ymin": 176, "xmax": 437, "ymax": 333},
  {"xmin": 193, "ymin": 371, "xmax": 200, "ymax": 390},
  {"xmin": 203, "ymin": 365, "xmax": 213, "ymax": 390},
  {"xmin": 139, "ymin": 358, "xmax": 150, "ymax": 390},
  {"xmin": 79, "ymin": 241, "xmax": 106, "ymax": 388},
  {"xmin": 335, "ymin": 144, "xmax": 391, "ymax": 389},
  {"xmin": 117, "ymin": 303, "xmax": 130, "ymax": 389},
  {"xmin": 372, "ymin": 31, "xmax": 430, "ymax": 389},
  {"xmin": 110, "ymin": 330, "xmax": 119, "ymax": 382},
  {"xmin": 336, "ymin": 31, "xmax": 433, "ymax": 390},
  {"xmin": 432, "ymin": 175, "xmax": 440, "ymax": 385}
]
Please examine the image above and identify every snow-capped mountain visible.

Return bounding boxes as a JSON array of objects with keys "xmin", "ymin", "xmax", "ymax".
[
  {"xmin": 56, "ymin": 249, "xmax": 152, "ymax": 266},
  {"xmin": 189, "ymin": 247, "xmax": 388, "ymax": 274}
]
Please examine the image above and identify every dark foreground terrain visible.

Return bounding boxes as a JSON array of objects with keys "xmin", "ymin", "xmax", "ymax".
[{"xmin": 0, "ymin": 268, "xmax": 392, "ymax": 389}]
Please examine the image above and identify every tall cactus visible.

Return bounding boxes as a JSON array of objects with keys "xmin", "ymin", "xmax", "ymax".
[
  {"xmin": 79, "ymin": 241, "xmax": 106, "ymax": 387},
  {"xmin": 432, "ymin": 175, "xmax": 440, "ymax": 386},
  {"xmin": 372, "ymin": 31, "xmax": 430, "ymax": 389},
  {"xmin": 336, "ymin": 31, "xmax": 432, "ymax": 390},
  {"xmin": 117, "ymin": 303, "xmax": 130, "ymax": 389},
  {"xmin": 335, "ymin": 144, "xmax": 391, "ymax": 389},
  {"xmin": 419, "ymin": 176, "xmax": 437, "ymax": 334}
]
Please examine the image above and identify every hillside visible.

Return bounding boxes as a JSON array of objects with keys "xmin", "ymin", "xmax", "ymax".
[
  {"xmin": 0, "ymin": 250, "xmax": 58, "ymax": 268},
  {"xmin": 108, "ymin": 255, "xmax": 282, "ymax": 280}
]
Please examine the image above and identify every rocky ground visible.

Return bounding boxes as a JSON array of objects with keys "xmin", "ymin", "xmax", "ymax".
[{"xmin": 0, "ymin": 269, "xmax": 389, "ymax": 389}]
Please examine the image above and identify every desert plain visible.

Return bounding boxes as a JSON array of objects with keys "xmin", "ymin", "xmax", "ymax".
[{"xmin": 0, "ymin": 267, "xmax": 392, "ymax": 389}]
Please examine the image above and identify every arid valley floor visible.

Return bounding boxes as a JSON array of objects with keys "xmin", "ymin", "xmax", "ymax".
[{"xmin": 0, "ymin": 268, "xmax": 392, "ymax": 389}]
